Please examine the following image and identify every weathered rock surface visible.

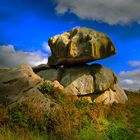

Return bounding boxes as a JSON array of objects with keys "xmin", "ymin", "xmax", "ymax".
[
  {"xmin": 36, "ymin": 64, "xmax": 117, "ymax": 96},
  {"xmin": 91, "ymin": 64, "xmax": 118, "ymax": 92},
  {"xmin": 46, "ymin": 80, "xmax": 64, "ymax": 90},
  {"xmin": 94, "ymin": 84, "xmax": 128, "ymax": 104},
  {"xmin": 0, "ymin": 63, "xmax": 128, "ymax": 105},
  {"xmin": 17, "ymin": 86, "xmax": 59, "ymax": 112},
  {"xmin": 48, "ymin": 27, "xmax": 116, "ymax": 66},
  {"xmin": 0, "ymin": 65, "xmax": 42, "ymax": 105},
  {"xmin": 35, "ymin": 62, "xmax": 128, "ymax": 104},
  {"xmin": 37, "ymin": 68, "xmax": 63, "ymax": 81},
  {"xmin": 0, "ymin": 65, "xmax": 60, "ymax": 110},
  {"xmin": 61, "ymin": 65, "xmax": 94, "ymax": 95}
]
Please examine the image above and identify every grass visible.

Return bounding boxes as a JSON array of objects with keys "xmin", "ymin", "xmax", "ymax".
[
  {"xmin": 0, "ymin": 84, "xmax": 140, "ymax": 140},
  {"xmin": 0, "ymin": 127, "xmax": 49, "ymax": 140}
]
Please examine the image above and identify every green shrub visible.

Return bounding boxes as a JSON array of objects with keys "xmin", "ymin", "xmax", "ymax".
[
  {"xmin": 39, "ymin": 82, "xmax": 54, "ymax": 94},
  {"xmin": 78, "ymin": 124, "xmax": 96, "ymax": 140},
  {"xmin": 8, "ymin": 103, "xmax": 29, "ymax": 128},
  {"xmin": 74, "ymin": 98, "xmax": 90, "ymax": 110},
  {"xmin": 8, "ymin": 103, "xmax": 49, "ymax": 132},
  {"xmin": 104, "ymin": 124, "xmax": 136, "ymax": 140},
  {"xmin": 39, "ymin": 82, "xmax": 66, "ymax": 105}
]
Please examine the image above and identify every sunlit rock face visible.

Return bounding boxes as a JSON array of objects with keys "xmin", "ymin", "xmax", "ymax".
[
  {"xmin": 0, "ymin": 65, "xmax": 59, "ymax": 110},
  {"xmin": 94, "ymin": 84, "xmax": 128, "ymax": 104},
  {"xmin": 0, "ymin": 65, "xmax": 42, "ymax": 105},
  {"xmin": 48, "ymin": 27, "xmax": 116, "ymax": 66}
]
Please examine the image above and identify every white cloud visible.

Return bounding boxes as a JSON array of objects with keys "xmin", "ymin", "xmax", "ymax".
[
  {"xmin": 119, "ymin": 69, "xmax": 140, "ymax": 79},
  {"xmin": 120, "ymin": 78, "xmax": 140, "ymax": 90},
  {"xmin": 0, "ymin": 45, "xmax": 48, "ymax": 68},
  {"xmin": 121, "ymin": 79, "xmax": 134, "ymax": 85},
  {"xmin": 54, "ymin": 0, "xmax": 140, "ymax": 25},
  {"xmin": 119, "ymin": 69, "xmax": 140, "ymax": 90},
  {"xmin": 128, "ymin": 61, "xmax": 140, "ymax": 67},
  {"xmin": 42, "ymin": 42, "xmax": 51, "ymax": 54}
]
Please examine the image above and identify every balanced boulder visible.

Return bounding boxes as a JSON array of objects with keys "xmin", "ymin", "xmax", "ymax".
[{"xmin": 48, "ymin": 27, "xmax": 116, "ymax": 66}]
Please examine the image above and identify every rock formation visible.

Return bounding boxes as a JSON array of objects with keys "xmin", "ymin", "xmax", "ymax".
[
  {"xmin": 36, "ymin": 64, "xmax": 127, "ymax": 104},
  {"xmin": 0, "ymin": 27, "xmax": 128, "ymax": 106},
  {"xmin": 35, "ymin": 27, "xmax": 128, "ymax": 104},
  {"xmin": 48, "ymin": 27, "xmax": 116, "ymax": 66},
  {"xmin": 0, "ymin": 65, "xmax": 58, "ymax": 110}
]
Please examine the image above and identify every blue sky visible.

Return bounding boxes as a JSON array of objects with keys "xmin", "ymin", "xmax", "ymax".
[{"xmin": 0, "ymin": 0, "xmax": 140, "ymax": 89}]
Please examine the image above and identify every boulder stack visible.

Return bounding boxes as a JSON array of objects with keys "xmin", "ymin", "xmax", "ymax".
[{"xmin": 35, "ymin": 27, "xmax": 128, "ymax": 104}]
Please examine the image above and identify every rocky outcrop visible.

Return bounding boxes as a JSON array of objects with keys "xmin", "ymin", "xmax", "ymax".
[
  {"xmin": 0, "ymin": 65, "xmax": 42, "ymax": 105},
  {"xmin": 36, "ymin": 64, "xmax": 128, "ymax": 104},
  {"xmin": 17, "ymin": 86, "xmax": 59, "ymax": 112},
  {"xmin": 0, "ymin": 27, "xmax": 127, "ymax": 106},
  {"xmin": 48, "ymin": 27, "xmax": 116, "ymax": 66},
  {"xmin": 36, "ymin": 64, "xmax": 117, "ymax": 96},
  {"xmin": 35, "ymin": 27, "xmax": 127, "ymax": 104},
  {"xmin": 0, "ymin": 65, "xmax": 58, "ymax": 110}
]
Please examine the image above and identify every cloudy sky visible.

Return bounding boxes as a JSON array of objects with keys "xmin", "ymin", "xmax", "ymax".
[{"xmin": 0, "ymin": 0, "xmax": 140, "ymax": 90}]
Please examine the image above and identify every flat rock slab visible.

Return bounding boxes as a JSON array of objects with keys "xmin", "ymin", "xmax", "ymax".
[{"xmin": 48, "ymin": 27, "xmax": 116, "ymax": 66}]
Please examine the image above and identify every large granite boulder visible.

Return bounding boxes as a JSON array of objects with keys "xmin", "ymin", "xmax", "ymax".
[
  {"xmin": 60, "ymin": 64, "xmax": 117, "ymax": 95},
  {"xmin": 62, "ymin": 66, "xmax": 94, "ymax": 95},
  {"xmin": 0, "ymin": 65, "xmax": 42, "ymax": 105},
  {"xmin": 91, "ymin": 64, "xmax": 118, "ymax": 92},
  {"xmin": 48, "ymin": 27, "xmax": 116, "ymax": 66}
]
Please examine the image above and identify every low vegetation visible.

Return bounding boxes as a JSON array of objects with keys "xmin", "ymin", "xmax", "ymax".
[{"xmin": 0, "ymin": 84, "xmax": 140, "ymax": 140}]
